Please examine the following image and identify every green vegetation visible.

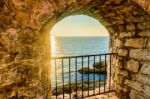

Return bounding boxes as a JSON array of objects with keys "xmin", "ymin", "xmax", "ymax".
[
  {"xmin": 93, "ymin": 61, "xmax": 106, "ymax": 69},
  {"xmin": 78, "ymin": 61, "xmax": 107, "ymax": 74},
  {"xmin": 78, "ymin": 67, "xmax": 106, "ymax": 74}
]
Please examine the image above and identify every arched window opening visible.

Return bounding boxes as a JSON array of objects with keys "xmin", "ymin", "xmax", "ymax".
[{"xmin": 50, "ymin": 15, "xmax": 113, "ymax": 98}]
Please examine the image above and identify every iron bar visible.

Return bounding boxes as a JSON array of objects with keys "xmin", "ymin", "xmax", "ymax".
[
  {"xmin": 104, "ymin": 55, "xmax": 107, "ymax": 93},
  {"xmin": 52, "ymin": 53, "xmax": 116, "ymax": 59},
  {"xmin": 55, "ymin": 59, "xmax": 58, "ymax": 99},
  {"xmin": 93, "ymin": 56, "xmax": 96, "ymax": 95},
  {"xmin": 109, "ymin": 55, "xmax": 112, "ymax": 91},
  {"xmin": 62, "ymin": 59, "xmax": 64, "ymax": 99},
  {"xmin": 81, "ymin": 56, "xmax": 84, "ymax": 98},
  {"xmin": 69, "ymin": 58, "xmax": 71, "ymax": 99},
  {"xmin": 88, "ymin": 56, "xmax": 90, "ymax": 97},
  {"xmin": 51, "ymin": 53, "xmax": 116, "ymax": 99},
  {"xmin": 75, "ymin": 58, "xmax": 78, "ymax": 98},
  {"xmin": 99, "ymin": 55, "xmax": 101, "ymax": 94}
]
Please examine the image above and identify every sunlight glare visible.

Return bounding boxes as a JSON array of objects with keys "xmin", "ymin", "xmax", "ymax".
[{"xmin": 51, "ymin": 36, "xmax": 56, "ymax": 57}]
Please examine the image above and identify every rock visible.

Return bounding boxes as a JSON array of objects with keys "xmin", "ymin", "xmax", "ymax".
[
  {"xmin": 138, "ymin": 30, "xmax": 150, "ymax": 36},
  {"xmin": 147, "ymin": 39, "xmax": 150, "ymax": 48},
  {"xmin": 118, "ymin": 49, "xmax": 128, "ymax": 56},
  {"xmin": 132, "ymin": 74, "xmax": 150, "ymax": 86},
  {"xmin": 140, "ymin": 62, "xmax": 150, "ymax": 75},
  {"xmin": 130, "ymin": 49, "xmax": 150, "ymax": 61},
  {"xmin": 119, "ymin": 32, "xmax": 135, "ymax": 38},
  {"xmin": 117, "ymin": 70, "xmax": 128, "ymax": 77},
  {"xmin": 144, "ymin": 85, "xmax": 150, "ymax": 97},
  {"xmin": 124, "ymin": 80, "xmax": 144, "ymax": 92},
  {"xmin": 137, "ymin": 22, "xmax": 150, "ymax": 30},
  {"xmin": 130, "ymin": 89, "xmax": 144, "ymax": 99},
  {"xmin": 126, "ymin": 60, "xmax": 139, "ymax": 73},
  {"xmin": 126, "ymin": 23, "xmax": 135, "ymax": 31},
  {"xmin": 114, "ymin": 39, "xmax": 124, "ymax": 48},
  {"xmin": 125, "ymin": 38, "xmax": 146, "ymax": 48}
]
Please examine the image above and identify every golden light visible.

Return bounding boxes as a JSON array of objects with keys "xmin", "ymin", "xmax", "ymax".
[{"xmin": 51, "ymin": 36, "xmax": 56, "ymax": 57}]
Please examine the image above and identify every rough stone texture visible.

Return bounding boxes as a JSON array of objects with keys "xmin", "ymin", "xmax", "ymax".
[
  {"xmin": 124, "ymin": 79, "xmax": 144, "ymax": 92},
  {"xmin": 132, "ymin": 74, "xmax": 150, "ymax": 86},
  {"xmin": 131, "ymin": 0, "xmax": 150, "ymax": 15},
  {"xmin": 130, "ymin": 49, "xmax": 150, "ymax": 60},
  {"xmin": 118, "ymin": 49, "xmax": 128, "ymax": 56},
  {"xmin": 125, "ymin": 38, "xmax": 146, "ymax": 48},
  {"xmin": 138, "ymin": 30, "xmax": 150, "ymax": 37},
  {"xmin": 130, "ymin": 89, "xmax": 145, "ymax": 99},
  {"xmin": 119, "ymin": 32, "xmax": 135, "ymax": 38},
  {"xmin": 140, "ymin": 62, "xmax": 150, "ymax": 75},
  {"xmin": 0, "ymin": 0, "xmax": 150, "ymax": 99},
  {"xmin": 126, "ymin": 60, "xmax": 140, "ymax": 73}
]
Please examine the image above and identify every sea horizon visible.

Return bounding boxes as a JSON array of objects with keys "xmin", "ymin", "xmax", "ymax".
[{"xmin": 51, "ymin": 36, "xmax": 109, "ymax": 88}]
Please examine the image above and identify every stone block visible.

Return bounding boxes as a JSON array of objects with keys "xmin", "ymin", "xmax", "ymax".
[
  {"xmin": 118, "ymin": 70, "xmax": 129, "ymax": 77},
  {"xmin": 126, "ymin": 23, "xmax": 136, "ymax": 31},
  {"xmin": 115, "ymin": 58, "xmax": 124, "ymax": 69},
  {"xmin": 124, "ymin": 79, "xmax": 144, "ymax": 92},
  {"xmin": 114, "ymin": 38, "xmax": 124, "ymax": 48},
  {"xmin": 130, "ymin": 49, "xmax": 150, "ymax": 61},
  {"xmin": 132, "ymin": 74, "xmax": 150, "ymax": 86},
  {"xmin": 137, "ymin": 22, "xmax": 150, "ymax": 30},
  {"xmin": 140, "ymin": 62, "xmax": 150, "ymax": 75},
  {"xmin": 147, "ymin": 39, "xmax": 150, "ymax": 48},
  {"xmin": 118, "ymin": 49, "xmax": 128, "ymax": 56},
  {"xmin": 130, "ymin": 89, "xmax": 144, "ymax": 99},
  {"xmin": 119, "ymin": 32, "xmax": 135, "ymax": 38},
  {"xmin": 125, "ymin": 38, "xmax": 146, "ymax": 48},
  {"xmin": 144, "ymin": 85, "xmax": 150, "ymax": 97},
  {"xmin": 126, "ymin": 60, "xmax": 139, "ymax": 73},
  {"xmin": 116, "ymin": 75, "xmax": 124, "ymax": 84},
  {"xmin": 138, "ymin": 30, "xmax": 150, "ymax": 36}
]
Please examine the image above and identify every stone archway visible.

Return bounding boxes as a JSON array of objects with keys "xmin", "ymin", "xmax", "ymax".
[{"xmin": 0, "ymin": 0, "xmax": 150, "ymax": 99}]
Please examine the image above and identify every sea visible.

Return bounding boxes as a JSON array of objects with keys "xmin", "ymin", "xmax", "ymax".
[{"xmin": 51, "ymin": 37, "xmax": 109, "ymax": 88}]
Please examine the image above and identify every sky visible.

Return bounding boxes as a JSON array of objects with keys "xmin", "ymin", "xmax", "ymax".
[{"xmin": 50, "ymin": 15, "xmax": 109, "ymax": 37}]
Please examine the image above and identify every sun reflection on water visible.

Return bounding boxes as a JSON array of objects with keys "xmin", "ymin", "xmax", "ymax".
[{"xmin": 51, "ymin": 36, "xmax": 56, "ymax": 57}]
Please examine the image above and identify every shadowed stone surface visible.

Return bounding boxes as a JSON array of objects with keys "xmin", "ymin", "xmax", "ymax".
[{"xmin": 0, "ymin": 0, "xmax": 150, "ymax": 99}]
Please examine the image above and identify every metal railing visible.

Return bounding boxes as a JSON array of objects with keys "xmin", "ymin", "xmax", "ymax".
[{"xmin": 51, "ymin": 53, "xmax": 116, "ymax": 99}]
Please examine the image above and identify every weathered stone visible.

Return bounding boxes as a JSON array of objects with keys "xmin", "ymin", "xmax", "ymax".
[
  {"xmin": 118, "ymin": 49, "xmax": 128, "ymax": 56},
  {"xmin": 130, "ymin": 89, "xmax": 144, "ymax": 99},
  {"xmin": 131, "ymin": 0, "xmax": 150, "ymax": 15},
  {"xmin": 116, "ymin": 75, "xmax": 124, "ymax": 84},
  {"xmin": 126, "ymin": 23, "xmax": 136, "ymax": 31},
  {"xmin": 114, "ymin": 39, "xmax": 124, "ymax": 48},
  {"xmin": 118, "ymin": 70, "xmax": 128, "ymax": 77},
  {"xmin": 138, "ymin": 30, "xmax": 150, "ymax": 37},
  {"xmin": 115, "ymin": 58, "xmax": 124, "ymax": 69},
  {"xmin": 144, "ymin": 85, "xmax": 150, "ymax": 97},
  {"xmin": 125, "ymin": 38, "xmax": 146, "ymax": 48},
  {"xmin": 119, "ymin": 32, "xmax": 135, "ymax": 38},
  {"xmin": 124, "ymin": 79, "xmax": 144, "ymax": 92},
  {"xmin": 132, "ymin": 74, "xmax": 150, "ymax": 86},
  {"xmin": 148, "ymin": 39, "xmax": 150, "ymax": 48},
  {"xmin": 126, "ymin": 60, "xmax": 139, "ymax": 73},
  {"xmin": 137, "ymin": 22, "xmax": 150, "ymax": 30},
  {"xmin": 0, "ymin": 0, "xmax": 150, "ymax": 98},
  {"xmin": 130, "ymin": 49, "xmax": 150, "ymax": 60},
  {"xmin": 140, "ymin": 62, "xmax": 150, "ymax": 75}
]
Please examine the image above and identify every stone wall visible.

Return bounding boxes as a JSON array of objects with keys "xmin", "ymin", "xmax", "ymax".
[{"xmin": 0, "ymin": 0, "xmax": 150, "ymax": 99}]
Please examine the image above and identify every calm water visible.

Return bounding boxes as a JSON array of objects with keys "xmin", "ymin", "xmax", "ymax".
[{"xmin": 51, "ymin": 37, "xmax": 109, "ymax": 88}]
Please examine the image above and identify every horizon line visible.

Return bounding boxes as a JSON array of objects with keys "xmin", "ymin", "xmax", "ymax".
[{"xmin": 51, "ymin": 36, "xmax": 109, "ymax": 37}]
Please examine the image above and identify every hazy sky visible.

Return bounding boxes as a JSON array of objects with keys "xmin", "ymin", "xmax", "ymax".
[{"xmin": 50, "ymin": 15, "xmax": 109, "ymax": 37}]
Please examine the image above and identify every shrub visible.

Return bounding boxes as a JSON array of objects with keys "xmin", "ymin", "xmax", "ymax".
[
  {"xmin": 78, "ymin": 67, "xmax": 106, "ymax": 74},
  {"xmin": 93, "ymin": 61, "xmax": 106, "ymax": 69}
]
